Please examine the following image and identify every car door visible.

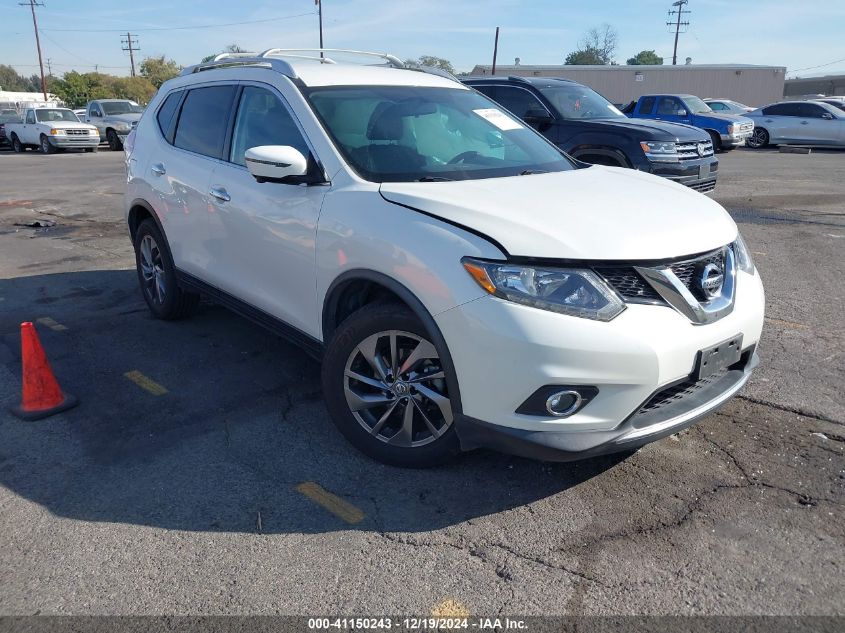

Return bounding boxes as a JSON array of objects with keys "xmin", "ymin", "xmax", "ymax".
[
  {"xmin": 22, "ymin": 109, "xmax": 37, "ymax": 143},
  {"xmin": 146, "ymin": 83, "xmax": 237, "ymax": 279},
  {"xmin": 794, "ymin": 102, "xmax": 840, "ymax": 145},
  {"xmin": 654, "ymin": 97, "xmax": 691, "ymax": 125},
  {"xmin": 206, "ymin": 84, "xmax": 327, "ymax": 337},
  {"xmin": 758, "ymin": 103, "xmax": 796, "ymax": 144}
]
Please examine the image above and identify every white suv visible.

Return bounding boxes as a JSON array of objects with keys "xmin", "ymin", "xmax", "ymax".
[{"xmin": 124, "ymin": 49, "xmax": 765, "ymax": 467}]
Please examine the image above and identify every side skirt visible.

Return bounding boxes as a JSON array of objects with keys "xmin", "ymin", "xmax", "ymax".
[{"xmin": 176, "ymin": 269, "xmax": 324, "ymax": 360}]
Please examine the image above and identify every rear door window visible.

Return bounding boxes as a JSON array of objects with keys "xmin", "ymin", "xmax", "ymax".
[
  {"xmin": 638, "ymin": 96, "xmax": 656, "ymax": 114},
  {"xmin": 174, "ymin": 85, "xmax": 237, "ymax": 159}
]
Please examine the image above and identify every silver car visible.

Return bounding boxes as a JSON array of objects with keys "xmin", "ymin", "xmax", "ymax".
[
  {"xmin": 703, "ymin": 99, "xmax": 754, "ymax": 114},
  {"xmin": 746, "ymin": 100, "xmax": 845, "ymax": 148}
]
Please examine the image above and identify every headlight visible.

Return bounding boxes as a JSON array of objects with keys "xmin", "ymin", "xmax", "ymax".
[
  {"xmin": 89, "ymin": 128, "xmax": 99, "ymax": 135},
  {"xmin": 639, "ymin": 141, "xmax": 678, "ymax": 161},
  {"xmin": 728, "ymin": 123, "xmax": 737, "ymax": 135},
  {"xmin": 462, "ymin": 258, "xmax": 626, "ymax": 321},
  {"xmin": 49, "ymin": 128, "xmax": 63, "ymax": 135},
  {"xmin": 733, "ymin": 233, "xmax": 755, "ymax": 274},
  {"xmin": 114, "ymin": 123, "xmax": 131, "ymax": 131}
]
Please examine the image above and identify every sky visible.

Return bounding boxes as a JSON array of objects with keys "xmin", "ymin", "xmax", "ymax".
[{"xmin": 2, "ymin": 0, "xmax": 844, "ymax": 80}]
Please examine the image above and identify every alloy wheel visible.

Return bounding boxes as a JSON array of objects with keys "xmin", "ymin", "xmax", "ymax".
[
  {"xmin": 343, "ymin": 330, "xmax": 453, "ymax": 448},
  {"xmin": 139, "ymin": 234, "xmax": 166, "ymax": 305},
  {"xmin": 748, "ymin": 128, "xmax": 768, "ymax": 148}
]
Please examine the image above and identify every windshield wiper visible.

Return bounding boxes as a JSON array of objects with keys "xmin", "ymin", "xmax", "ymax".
[
  {"xmin": 518, "ymin": 169, "xmax": 548, "ymax": 176},
  {"xmin": 415, "ymin": 176, "xmax": 454, "ymax": 182}
]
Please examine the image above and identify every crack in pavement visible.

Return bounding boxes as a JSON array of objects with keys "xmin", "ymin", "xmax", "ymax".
[{"xmin": 737, "ymin": 394, "xmax": 843, "ymax": 426}]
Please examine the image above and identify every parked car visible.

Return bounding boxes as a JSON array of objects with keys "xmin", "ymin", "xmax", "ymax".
[
  {"xmin": 813, "ymin": 98, "xmax": 845, "ymax": 113},
  {"xmin": 463, "ymin": 76, "xmax": 718, "ymax": 194},
  {"xmin": 125, "ymin": 49, "xmax": 764, "ymax": 467},
  {"xmin": 625, "ymin": 94, "xmax": 754, "ymax": 152},
  {"xmin": 746, "ymin": 100, "xmax": 845, "ymax": 148},
  {"xmin": 84, "ymin": 99, "xmax": 143, "ymax": 150},
  {"xmin": 703, "ymin": 98, "xmax": 754, "ymax": 114},
  {"xmin": 5, "ymin": 106, "xmax": 100, "ymax": 153},
  {"xmin": 0, "ymin": 109, "xmax": 22, "ymax": 147}
]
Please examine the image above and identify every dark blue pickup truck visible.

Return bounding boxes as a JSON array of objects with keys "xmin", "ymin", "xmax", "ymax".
[{"xmin": 623, "ymin": 94, "xmax": 754, "ymax": 151}]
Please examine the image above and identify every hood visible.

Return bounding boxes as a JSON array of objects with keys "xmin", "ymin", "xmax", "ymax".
[
  {"xmin": 695, "ymin": 111, "xmax": 752, "ymax": 124},
  {"xmin": 380, "ymin": 166, "xmax": 737, "ymax": 261},
  {"xmin": 576, "ymin": 118, "xmax": 708, "ymax": 142},
  {"xmin": 52, "ymin": 122, "xmax": 99, "ymax": 131},
  {"xmin": 102, "ymin": 113, "xmax": 142, "ymax": 124}
]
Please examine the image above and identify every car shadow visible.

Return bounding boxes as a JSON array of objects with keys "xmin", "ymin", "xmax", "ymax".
[{"xmin": 0, "ymin": 269, "xmax": 629, "ymax": 535}]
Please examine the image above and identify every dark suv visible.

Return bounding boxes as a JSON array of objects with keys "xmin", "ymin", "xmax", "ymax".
[{"xmin": 463, "ymin": 76, "xmax": 719, "ymax": 193}]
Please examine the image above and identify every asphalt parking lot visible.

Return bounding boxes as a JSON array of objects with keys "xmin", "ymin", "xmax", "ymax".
[{"xmin": 0, "ymin": 146, "xmax": 842, "ymax": 616}]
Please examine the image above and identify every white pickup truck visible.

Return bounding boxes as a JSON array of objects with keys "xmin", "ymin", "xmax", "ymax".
[{"xmin": 6, "ymin": 106, "xmax": 100, "ymax": 154}]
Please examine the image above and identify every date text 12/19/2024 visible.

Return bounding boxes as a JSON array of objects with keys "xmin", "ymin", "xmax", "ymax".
[{"xmin": 308, "ymin": 618, "xmax": 528, "ymax": 630}]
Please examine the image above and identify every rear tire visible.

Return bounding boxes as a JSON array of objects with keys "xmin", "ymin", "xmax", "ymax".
[
  {"xmin": 746, "ymin": 128, "xmax": 769, "ymax": 149},
  {"xmin": 133, "ymin": 219, "xmax": 200, "ymax": 320},
  {"xmin": 321, "ymin": 302, "xmax": 460, "ymax": 468}
]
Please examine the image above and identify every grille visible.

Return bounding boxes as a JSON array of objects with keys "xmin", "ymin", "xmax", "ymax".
[
  {"xmin": 636, "ymin": 368, "xmax": 728, "ymax": 416},
  {"xmin": 65, "ymin": 129, "xmax": 89, "ymax": 135},
  {"xmin": 676, "ymin": 140, "xmax": 714, "ymax": 160},
  {"xmin": 595, "ymin": 268, "xmax": 662, "ymax": 302},
  {"xmin": 737, "ymin": 122, "xmax": 754, "ymax": 133},
  {"xmin": 669, "ymin": 249, "xmax": 724, "ymax": 292},
  {"xmin": 688, "ymin": 180, "xmax": 716, "ymax": 193}
]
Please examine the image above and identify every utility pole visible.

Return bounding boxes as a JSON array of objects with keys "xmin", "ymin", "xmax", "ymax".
[
  {"xmin": 316, "ymin": 0, "xmax": 323, "ymax": 57},
  {"xmin": 492, "ymin": 26, "xmax": 500, "ymax": 76},
  {"xmin": 667, "ymin": 0, "xmax": 690, "ymax": 66},
  {"xmin": 121, "ymin": 32, "xmax": 139, "ymax": 77},
  {"xmin": 19, "ymin": 0, "xmax": 47, "ymax": 100}
]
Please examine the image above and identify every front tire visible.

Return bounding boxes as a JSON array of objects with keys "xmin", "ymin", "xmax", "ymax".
[
  {"xmin": 133, "ymin": 219, "xmax": 199, "ymax": 320},
  {"xmin": 107, "ymin": 129, "xmax": 123, "ymax": 151},
  {"xmin": 747, "ymin": 128, "xmax": 769, "ymax": 149},
  {"xmin": 322, "ymin": 303, "xmax": 460, "ymax": 467},
  {"xmin": 11, "ymin": 134, "xmax": 23, "ymax": 153},
  {"xmin": 40, "ymin": 135, "xmax": 56, "ymax": 154},
  {"xmin": 707, "ymin": 130, "xmax": 723, "ymax": 153}
]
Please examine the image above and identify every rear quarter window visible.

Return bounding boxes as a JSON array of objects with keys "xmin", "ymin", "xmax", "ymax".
[
  {"xmin": 156, "ymin": 91, "xmax": 183, "ymax": 142},
  {"xmin": 173, "ymin": 85, "xmax": 237, "ymax": 159}
]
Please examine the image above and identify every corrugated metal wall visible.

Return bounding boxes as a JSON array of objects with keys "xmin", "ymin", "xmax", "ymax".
[
  {"xmin": 470, "ymin": 66, "xmax": 786, "ymax": 108},
  {"xmin": 784, "ymin": 76, "xmax": 845, "ymax": 97}
]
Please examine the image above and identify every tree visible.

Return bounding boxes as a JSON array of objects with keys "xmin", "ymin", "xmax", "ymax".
[
  {"xmin": 564, "ymin": 48, "xmax": 605, "ymax": 65},
  {"xmin": 565, "ymin": 24, "xmax": 618, "ymax": 65},
  {"xmin": 201, "ymin": 44, "xmax": 248, "ymax": 63},
  {"xmin": 0, "ymin": 64, "xmax": 39, "ymax": 91},
  {"xmin": 627, "ymin": 50, "xmax": 663, "ymax": 65},
  {"xmin": 139, "ymin": 56, "xmax": 181, "ymax": 88},
  {"xmin": 49, "ymin": 71, "xmax": 157, "ymax": 107},
  {"xmin": 404, "ymin": 55, "xmax": 455, "ymax": 74}
]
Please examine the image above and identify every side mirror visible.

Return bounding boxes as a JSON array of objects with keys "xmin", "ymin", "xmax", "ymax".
[
  {"xmin": 677, "ymin": 109, "xmax": 688, "ymax": 117},
  {"xmin": 524, "ymin": 109, "xmax": 553, "ymax": 129},
  {"xmin": 821, "ymin": 112, "xmax": 834, "ymax": 120},
  {"xmin": 245, "ymin": 145, "xmax": 309, "ymax": 184}
]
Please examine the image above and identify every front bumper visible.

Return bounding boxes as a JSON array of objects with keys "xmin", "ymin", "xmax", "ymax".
[
  {"xmin": 647, "ymin": 157, "xmax": 719, "ymax": 193},
  {"xmin": 51, "ymin": 136, "xmax": 100, "ymax": 148},
  {"xmin": 721, "ymin": 131, "xmax": 753, "ymax": 147},
  {"xmin": 435, "ymin": 269, "xmax": 765, "ymax": 461}
]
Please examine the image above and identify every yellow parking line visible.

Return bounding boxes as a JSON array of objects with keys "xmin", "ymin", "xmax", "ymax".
[
  {"xmin": 295, "ymin": 481, "xmax": 365, "ymax": 524},
  {"xmin": 37, "ymin": 317, "xmax": 68, "ymax": 331},
  {"xmin": 124, "ymin": 370, "xmax": 168, "ymax": 396},
  {"xmin": 431, "ymin": 599, "xmax": 470, "ymax": 617}
]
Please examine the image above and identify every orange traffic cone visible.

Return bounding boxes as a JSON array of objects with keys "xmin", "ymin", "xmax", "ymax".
[{"xmin": 11, "ymin": 322, "xmax": 78, "ymax": 421}]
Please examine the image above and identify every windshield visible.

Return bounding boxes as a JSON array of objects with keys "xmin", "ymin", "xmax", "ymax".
[
  {"xmin": 35, "ymin": 109, "xmax": 79, "ymax": 123},
  {"xmin": 101, "ymin": 101, "xmax": 143, "ymax": 115},
  {"xmin": 538, "ymin": 84, "xmax": 626, "ymax": 120},
  {"xmin": 305, "ymin": 86, "xmax": 573, "ymax": 182},
  {"xmin": 682, "ymin": 96, "xmax": 713, "ymax": 114}
]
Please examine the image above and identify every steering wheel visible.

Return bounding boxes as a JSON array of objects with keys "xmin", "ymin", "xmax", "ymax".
[{"xmin": 447, "ymin": 150, "xmax": 480, "ymax": 165}]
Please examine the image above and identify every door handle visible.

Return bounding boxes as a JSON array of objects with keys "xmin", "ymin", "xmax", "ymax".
[
  {"xmin": 800, "ymin": 121, "xmax": 809, "ymax": 125},
  {"xmin": 151, "ymin": 163, "xmax": 166, "ymax": 176},
  {"xmin": 209, "ymin": 187, "xmax": 231, "ymax": 203},
  {"xmin": 764, "ymin": 119, "xmax": 773, "ymax": 123}
]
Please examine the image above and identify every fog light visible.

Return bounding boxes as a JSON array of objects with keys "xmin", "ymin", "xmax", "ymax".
[{"xmin": 545, "ymin": 390, "xmax": 583, "ymax": 417}]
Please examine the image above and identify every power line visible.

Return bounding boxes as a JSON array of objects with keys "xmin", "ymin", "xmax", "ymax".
[
  {"xmin": 18, "ymin": 0, "xmax": 47, "ymax": 99},
  {"xmin": 121, "ymin": 32, "xmax": 139, "ymax": 77},
  {"xmin": 666, "ymin": 0, "xmax": 690, "ymax": 66},
  {"xmin": 788, "ymin": 57, "xmax": 845, "ymax": 75},
  {"xmin": 40, "ymin": 11, "xmax": 316, "ymax": 33}
]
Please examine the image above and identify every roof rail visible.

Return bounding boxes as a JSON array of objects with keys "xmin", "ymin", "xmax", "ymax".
[
  {"xmin": 259, "ymin": 48, "xmax": 405, "ymax": 68},
  {"xmin": 407, "ymin": 65, "xmax": 460, "ymax": 83},
  {"xmin": 180, "ymin": 54, "xmax": 297, "ymax": 79}
]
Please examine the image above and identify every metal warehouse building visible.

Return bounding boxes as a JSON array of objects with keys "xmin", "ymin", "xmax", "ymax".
[
  {"xmin": 783, "ymin": 74, "xmax": 845, "ymax": 97},
  {"xmin": 469, "ymin": 64, "xmax": 786, "ymax": 108}
]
